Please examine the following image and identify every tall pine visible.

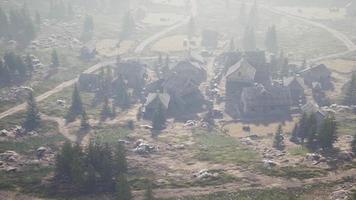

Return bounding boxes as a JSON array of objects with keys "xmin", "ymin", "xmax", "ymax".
[
  {"xmin": 66, "ymin": 84, "xmax": 84, "ymax": 122},
  {"xmin": 23, "ymin": 91, "xmax": 41, "ymax": 132},
  {"xmin": 273, "ymin": 124, "xmax": 285, "ymax": 151}
]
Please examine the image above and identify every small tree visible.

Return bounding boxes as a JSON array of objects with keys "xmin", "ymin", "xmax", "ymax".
[
  {"xmin": 344, "ymin": 73, "xmax": 356, "ymax": 105},
  {"xmin": 306, "ymin": 114, "xmax": 318, "ymax": 151},
  {"xmin": 298, "ymin": 112, "xmax": 309, "ymax": 143},
  {"xmin": 115, "ymin": 143, "xmax": 128, "ymax": 175},
  {"xmin": 152, "ymin": 103, "xmax": 166, "ymax": 131},
  {"xmin": 317, "ymin": 116, "xmax": 337, "ymax": 151},
  {"xmin": 273, "ymin": 124, "xmax": 285, "ymax": 151},
  {"xmin": 116, "ymin": 173, "xmax": 132, "ymax": 200},
  {"xmin": 144, "ymin": 180, "xmax": 154, "ymax": 200},
  {"xmin": 81, "ymin": 15, "xmax": 94, "ymax": 42},
  {"xmin": 80, "ymin": 111, "xmax": 90, "ymax": 131},
  {"xmin": 51, "ymin": 49, "xmax": 60, "ymax": 68},
  {"xmin": 351, "ymin": 135, "xmax": 356, "ymax": 155},
  {"xmin": 265, "ymin": 25, "xmax": 278, "ymax": 54},
  {"xmin": 100, "ymin": 96, "xmax": 112, "ymax": 121},
  {"xmin": 66, "ymin": 84, "xmax": 84, "ymax": 122},
  {"xmin": 290, "ymin": 123, "xmax": 299, "ymax": 144},
  {"xmin": 23, "ymin": 91, "xmax": 41, "ymax": 132}
]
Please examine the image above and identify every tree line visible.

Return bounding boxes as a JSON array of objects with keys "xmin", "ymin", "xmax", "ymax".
[
  {"xmin": 0, "ymin": 5, "xmax": 37, "ymax": 46},
  {"xmin": 289, "ymin": 112, "xmax": 337, "ymax": 151}
]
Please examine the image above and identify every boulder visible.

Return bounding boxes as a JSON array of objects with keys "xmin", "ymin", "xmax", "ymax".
[
  {"xmin": 263, "ymin": 159, "xmax": 278, "ymax": 169},
  {"xmin": 0, "ymin": 129, "xmax": 9, "ymax": 137},
  {"xmin": 330, "ymin": 189, "xmax": 350, "ymax": 200}
]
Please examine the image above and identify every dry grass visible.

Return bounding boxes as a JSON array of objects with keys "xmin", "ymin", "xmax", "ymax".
[
  {"xmin": 321, "ymin": 59, "xmax": 356, "ymax": 74},
  {"xmin": 151, "ymin": 35, "xmax": 201, "ymax": 52},
  {"xmin": 224, "ymin": 117, "xmax": 298, "ymax": 138},
  {"xmin": 275, "ymin": 7, "xmax": 346, "ymax": 20}
]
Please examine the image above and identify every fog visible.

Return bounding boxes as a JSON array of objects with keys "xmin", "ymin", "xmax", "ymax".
[{"xmin": 0, "ymin": 0, "xmax": 355, "ymax": 199}]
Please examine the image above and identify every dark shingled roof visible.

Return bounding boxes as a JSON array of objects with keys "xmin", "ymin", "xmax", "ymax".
[{"xmin": 241, "ymin": 84, "xmax": 292, "ymax": 107}]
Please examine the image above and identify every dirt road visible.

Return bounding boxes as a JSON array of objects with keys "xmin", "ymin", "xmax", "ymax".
[
  {"xmin": 264, "ymin": 6, "xmax": 356, "ymax": 63},
  {"xmin": 0, "ymin": 0, "xmax": 197, "ymax": 121}
]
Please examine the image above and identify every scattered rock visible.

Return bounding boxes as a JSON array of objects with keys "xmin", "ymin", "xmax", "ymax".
[
  {"xmin": 263, "ymin": 159, "xmax": 278, "ymax": 169},
  {"xmin": 193, "ymin": 169, "xmax": 219, "ymax": 180},
  {"xmin": 330, "ymin": 189, "xmax": 350, "ymax": 200}
]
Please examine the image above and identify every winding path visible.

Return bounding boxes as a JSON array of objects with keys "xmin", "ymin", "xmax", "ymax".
[
  {"xmin": 0, "ymin": 0, "xmax": 197, "ymax": 121},
  {"xmin": 264, "ymin": 6, "xmax": 356, "ymax": 62}
]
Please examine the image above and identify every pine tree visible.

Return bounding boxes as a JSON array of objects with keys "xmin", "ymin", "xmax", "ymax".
[
  {"xmin": 306, "ymin": 114, "xmax": 318, "ymax": 151},
  {"xmin": 351, "ymin": 135, "xmax": 356, "ymax": 154},
  {"xmin": 51, "ymin": 49, "xmax": 60, "ymax": 68},
  {"xmin": 152, "ymin": 103, "xmax": 166, "ymax": 130},
  {"xmin": 81, "ymin": 15, "xmax": 94, "ymax": 42},
  {"xmin": 265, "ymin": 25, "xmax": 278, "ymax": 53},
  {"xmin": 290, "ymin": 123, "xmax": 299, "ymax": 143},
  {"xmin": 298, "ymin": 112, "xmax": 309, "ymax": 143},
  {"xmin": 144, "ymin": 180, "xmax": 154, "ymax": 200},
  {"xmin": 115, "ymin": 143, "xmax": 128, "ymax": 175},
  {"xmin": 116, "ymin": 173, "xmax": 132, "ymax": 200},
  {"xmin": 80, "ymin": 111, "xmax": 90, "ymax": 131},
  {"xmin": 0, "ymin": 7, "xmax": 9, "ymax": 37},
  {"xmin": 344, "ymin": 73, "xmax": 356, "ymax": 105},
  {"xmin": 273, "ymin": 124, "xmax": 285, "ymax": 151},
  {"xmin": 114, "ymin": 74, "xmax": 131, "ymax": 109},
  {"xmin": 66, "ymin": 84, "xmax": 84, "ymax": 122},
  {"xmin": 23, "ymin": 91, "xmax": 41, "ymax": 132},
  {"xmin": 317, "ymin": 115, "xmax": 337, "ymax": 151},
  {"xmin": 100, "ymin": 96, "xmax": 112, "ymax": 121}
]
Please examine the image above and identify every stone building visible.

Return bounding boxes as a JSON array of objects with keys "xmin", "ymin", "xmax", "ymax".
[{"xmin": 240, "ymin": 84, "xmax": 292, "ymax": 117}]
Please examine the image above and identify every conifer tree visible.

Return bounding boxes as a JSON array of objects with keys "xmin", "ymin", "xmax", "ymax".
[
  {"xmin": 298, "ymin": 112, "xmax": 309, "ymax": 143},
  {"xmin": 116, "ymin": 173, "xmax": 132, "ymax": 200},
  {"xmin": 80, "ymin": 111, "xmax": 90, "ymax": 131},
  {"xmin": 317, "ymin": 116, "xmax": 337, "ymax": 151},
  {"xmin": 306, "ymin": 114, "xmax": 318, "ymax": 151},
  {"xmin": 81, "ymin": 15, "xmax": 94, "ymax": 42},
  {"xmin": 115, "ymin": 142, "xmax": 128, "ymax": 175},
  {"xmin": 114, "ymin": 74, "xmax": 131, "ymax": 109},
  {"xmin": 273, "ymin": 124, "xmax": 285, "ymax": 151},
  {"xmin": 152, "ymin": 103, "xmax": 166, "ymax": 130},
  {"xmin": 290, "ymin": 123, "xmax": 299, "ymax": 144},
  {"xmin": 344, "ymin": 73, "xmax": 356, "ymax": 105},
  {"xmin": 23, "ymin": 91, "xmax": 41, "ymax": 132},
  {"xmin": 351, "ymin": 135, "xmax": 356, "ymax": 154},
  {"xmin": 51, "ymin": 49, "xmax": 60, "ymax": 68},
  {"xmin": 265, "ymin": 25, "xmax": 278, "ymax": 53},
  {"xmin": 101, "ymin": 96, "xmax": 112, "ymax": 121},
  {"xmin": 66, "ymin": 84, "xmax": 84, "ymax": 122},
  {"xmin": 144, "ymin": 180, "xmax": 154, "ymax": 200}
]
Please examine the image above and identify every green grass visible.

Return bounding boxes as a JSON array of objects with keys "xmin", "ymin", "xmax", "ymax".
[
  {"xmin": 93, "ymin": 125, "xmax": 131, "ymax": 145},
  {"xmin": 0, "ymin": 164, "xmax": 53, "ymax": 193},
  {"xmin": 0, "ymin": 120, "xmax": 66, "ymax": 155},
  {"xmin": 259, "ymin": 166, "xmax": 328, "ymax": 180},
  {"xmin": 192, "ymin": 129, "xmax": 259, "ymax": 166},
  {"xmin": 288, "ymin": 146, "xmax": 310, "ymax": 156},
  {"xmin": 160, "ymin": 188, "xmax": 305, "ymax": 200}
]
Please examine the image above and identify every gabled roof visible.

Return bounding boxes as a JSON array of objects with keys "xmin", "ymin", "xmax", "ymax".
[
  {"xmin": 299, "ymin": 64, "xmax": 331, "ymax": 77},
  {"xmin": 145, "ymin": 93, "xmax": 171, "ymax": 109},
  {"xmin": 225, "ymin": 58, "xmax": 256, "ymax": 82},
  {"xmin": 300, "ymin": 101, "xmax": 326, "ymax": 119},
  {"xmin": 241, "ymin": 84, "xmax": 292, "ymax": 106},
  {"xmin": 284, "ymin": 76, "xmax": 305, "ymax": 90}
]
